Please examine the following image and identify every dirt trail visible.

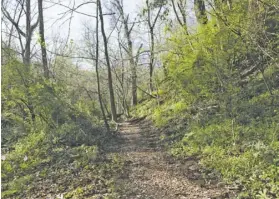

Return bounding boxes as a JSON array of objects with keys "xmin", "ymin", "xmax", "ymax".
[{"xmin": 105, "ymin": 118, "xmax": 232, "ymax": 199}]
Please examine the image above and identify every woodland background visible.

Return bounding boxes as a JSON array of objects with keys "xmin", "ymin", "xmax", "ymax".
[{"xmin": 1, "ymin": 0, "xmax": 279, "ymax": 198}]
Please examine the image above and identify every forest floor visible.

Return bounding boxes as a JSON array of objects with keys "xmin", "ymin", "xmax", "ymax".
[
  {"xmin": 2, "ymin": 117, "xmax": 238, "ymax": 199},
  {"xmin": 104, "ymin": 118, "xmax": 236, "ymax": 199}
]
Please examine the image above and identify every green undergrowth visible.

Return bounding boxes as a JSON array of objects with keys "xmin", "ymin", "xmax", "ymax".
[
  {"xmin": 1, "ymin": 114, "xmax": 124, "ymax": 198},
  {"xmin": 133, "ymin": 87, "xmax": 190, "ymax": 128},
  {"xmin": 133, "ymin": 18, "xmax": 279, "ymax": 198},
  {"xmin": 134, "ymin": 75, "xmax": 279, "ymax": 198},
  {"xmin": 2, "ymin": 137, "xmax": 124, "ymax": 199},
  {"xmin": 1, "ymin": 58, "xmax": 124, "ymax": 198}
]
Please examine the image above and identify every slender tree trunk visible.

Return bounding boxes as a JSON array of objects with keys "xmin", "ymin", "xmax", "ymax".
[
  {"xmin": 180, "ymin": 1, "xmax": 187, "ymax": 27},
  {"xmin": 114, "ymin": 0, "xmax": 137, "ymax": 105},
  {"xmin": 149, "ymin": 27, "xmax": 155, "ymax": 93},
  {"xmin": 95, "ymin": 0, "xmax": 110, "ymax": 132},
  {"xmin": 171, "ymin": 0, "xmax": 189, "ymax": 34},
  {"xmin": 124, "ymin": 23, "xmax": 137, "ymax": 106},
  {"xmin": 145, "ymin": 0, "xmax": 162, "ymax": 93},
  {"xmin": 25, "ymin": 0, "xmax": 35, "ymax": 121},
  {"xmin": 194, "ymin": 0, "xmax": 208, "ymax": 25},
  {"xmin": 38, "ymin": 0, "xmax": 49, "ymax": 78},
  {"xmin": 117, "ymin": 32, "xmax": 129, "ymax": 116},
  {"xmin": 126, "ymin": 35, "xmax": 137, "ymax": 106},
  {"xmin": 98, "ymin": 0, "xmax": 117, "ymax": 122},
  {"xmin": 131, "ymin": 62, "xmax": 137, "ymax": 105},
  {"xmin": 24, "ymin": 0, "xmax": 39, "ymax": 67},
  {"xmin": 24, "ymin": 0, "xmax": 31, "ymax": 67},
  {"xmin": 3, "ymin": 0, "xmax": 38, "ymax": 122},
  {"xmin": 2, "ymin": 0, "xmax": 38, "ymax": 66}
]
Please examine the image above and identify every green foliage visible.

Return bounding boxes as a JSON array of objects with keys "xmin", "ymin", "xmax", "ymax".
[
  {"xmin": 169, "ymin": 94, "xmax": 279, "ymax": 197},
  {"xmin": 152, "ymin": 99, "xmax": 189, "ymax": 127},
  {"xmin": 1, "ymin": 55, "xmax": 113, "ymax": 198},
  {"xmin": 133, "ymin": 1, "xmax": 279, "ymax": 198},
  {"xmin": 2, "ymin": 0, "xmax": 279, "ymax": 198}
]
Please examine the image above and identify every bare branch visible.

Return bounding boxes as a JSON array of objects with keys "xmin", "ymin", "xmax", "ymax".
[
  {"xmin": 171, "ymin": 0, "xmax": 183, "ymax": 26},
  {"xmin": 2, "ymin": 5, "xmax": 26, "ymax": 37}
]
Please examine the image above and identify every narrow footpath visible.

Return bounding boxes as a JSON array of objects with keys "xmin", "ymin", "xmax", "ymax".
[{"xmin": 105, "ymin": 118, "xmax": 234, "ymax": 199}]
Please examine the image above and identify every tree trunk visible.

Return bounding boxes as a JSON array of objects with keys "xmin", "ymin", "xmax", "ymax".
[
  {"xmin": 149, "ymin": 27, "xmax": 155, "ymax": 93},
  {"xmin": 171, "ymin": 0, "xmax": 189, "ymax": 34},
  {"xmin": 145, "ymin": 0, "xmax": 163, "ymax": 93},
  {"xmin": 194, "ymin": 0, "xmax": 208, "ymax": 25},
  {"xmin": 127, "ymin": 36, "xmax": 137, "ymax": 106},
  {"xmin": 117, "ymin": 31, "xmax": 129, "ymax": 116},
  {"xmin": 98, "ymin": 0, "xmax": 117, "ymax": 122},
  {"xmin": 38, "ymin": 0, "xmax": 49, "ymax": 78},
  {"xmin": 24, "ymin": 0, "xmax": 31, "ymax": 67},
  {"xmin": 95, "ymin": 0, "xmax": 110, "ymax": 132},
  {"xmin": 114, "ymin": 0, "xmax": 137, "ymax": 105}
]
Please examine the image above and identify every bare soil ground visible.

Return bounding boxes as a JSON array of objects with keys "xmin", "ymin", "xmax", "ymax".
[{"xmin": 105, "ymin": 118, "xmax": 235, "ymax": 199}]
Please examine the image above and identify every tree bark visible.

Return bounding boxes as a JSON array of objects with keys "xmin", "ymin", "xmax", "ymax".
[
  {"xmin": 98, "ymin": 0, "xmax": 117, "ymax": 122},
  {"xmin": 117, "ymin": 29, "xmax": 130, "ymax": 116},
  {"xmin": 113, "ymin": 0, "xmax": 137, "ymax": 105},
  {"xmin": 194, "ymin": 0, "xmax": 208, "ymax": 25},
  {"xmin": 25, "ymin": 0, "xmax": 31, "ymax": 66},
  {"xmin": 38, "ymin": 0, "xmax": 49, "ymax": 78},
  {"xmin": 171, "ymin": 0, "xmax": 189, "ymax": 34},
  {"xmin": 149, "ymin": 27, "xmax": 155, "ymax": 92},
  {"xmin": 128, "ymin": 35, "xmax": 137, "ymax": 106},
  {"xmin": 145, "ymin": 0, "xmax": 163, "ymax": 93},
  {"xmin": 24, "ymin": 0, "xmax": 39, "ymax": 67},
  {"xmin": 95, "ymin": 0, "xmax": 110, "ymax": 131}
]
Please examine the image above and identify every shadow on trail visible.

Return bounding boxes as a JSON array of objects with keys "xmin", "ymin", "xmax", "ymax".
[
  {"xmin": 101, "ymin": 117, "xmax": 235, "ymax": 199},
  {"xmin": 103, "ymin": 117, "xmax": 162, "ymax": 154}
]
